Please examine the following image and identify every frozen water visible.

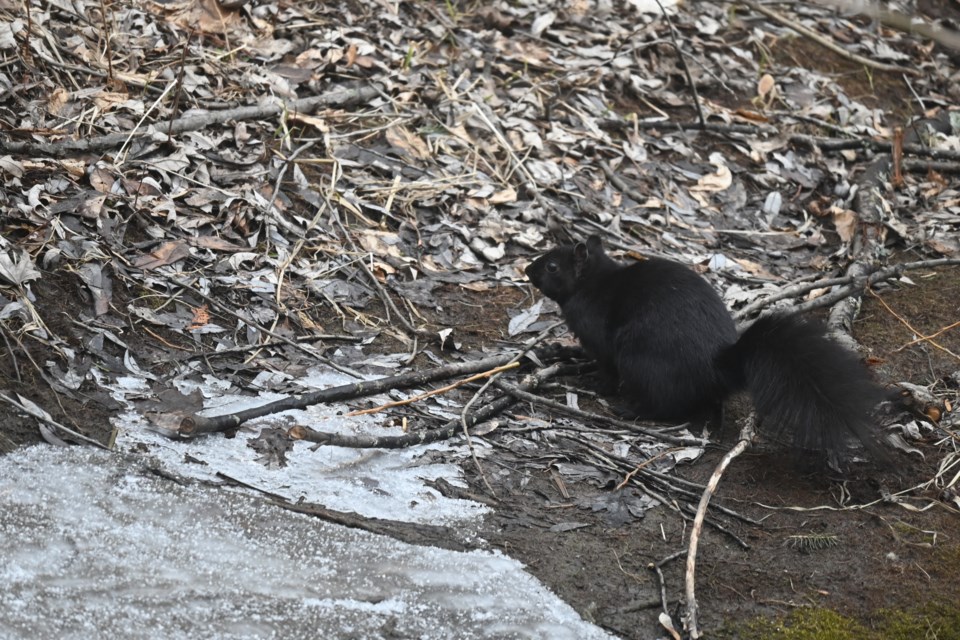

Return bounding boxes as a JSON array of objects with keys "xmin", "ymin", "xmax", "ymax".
[
  {"xmin": 108, "ymin": 366, "xmax": 491, "ymax": 527},
  {"xmin": 0, "ymin": 445, "xmax": 617, "ymax": 640}
]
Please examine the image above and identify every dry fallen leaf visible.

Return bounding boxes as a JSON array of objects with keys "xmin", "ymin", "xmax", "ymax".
[
  {"xmin": 133, "ymin": 241, "xmax": 192, "ymax": 270},
  {"xmin": 0, "ymin": 249, "xmax": 41, "ymax": 286},
  {"xmin": 385, "ymin": 125, "xmax": 431, "ymax": 160},
  {"xmin": 690, "ymin": 154, "xmax": 732, "ymax": 193},
  {"xmin": 829, "ymin": 205, "xmax": 858, "ymax": 243},
  {"xmin": 188, "ymin": 304, "xmax": 211, "ymax": 331},
  {"xmin": 757, "ymin": 73, "xmax": 776, "ymax": 100}
]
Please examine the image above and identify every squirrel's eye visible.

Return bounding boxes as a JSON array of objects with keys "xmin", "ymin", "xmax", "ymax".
[{"xmin": 546, "ymin": 261, "xmax": 559, "ymax": 273}]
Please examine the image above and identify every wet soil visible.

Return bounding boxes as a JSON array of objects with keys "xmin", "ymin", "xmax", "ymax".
[
  {"xmin": 3, "ymin": 261, "xmax": 958, "ymax": 639},
  {"xmin": 3, "ymin": 8, "xmax": 960, "ymax": 635},
  {"xmin": 466, "ymin": 268, "xmax": 960, "ymax": 639}
]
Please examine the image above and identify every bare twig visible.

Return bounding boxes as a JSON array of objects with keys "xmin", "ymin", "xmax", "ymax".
[
  {"xmin": 0, "ymin": 325, "xmax": 21, "ymax": 383},
  {"xmin": 734, "ymin": 258, "xmax": 960, "ymax": 320},
  {"xmin": 458, "ymin": 321, "xmax": 566, "ymax": 497},
  {"xmin": 738, "ymin": 0, "xmax": 922, "ymax": 75},
  {"xmin": 683, "ymin": 414, "xmax": 755, "ymax": 638},
  {"xmin": 167, "ymin": 37, "xmax": 190, "ymax": 139},
  {"xmin": 816, "ymin": 0, "xmax": 960, "ymax": 51},
  {"xmin": 159, "ymin": 273, "xmax": 365, "ymax": 380},
  {"xmin": 790, "ymin": 135, "xmax": 960, "ymax": 162},
  {"xmin": 903, "ymin": 159, "xmax": 960, "ymax": 174},
  {"xmin": 494, "ymin": 379, "xmax": 702, "ymax": 447},
  {"xmin": 893, "ymin": 319, "xmax": 960, "ymax": 354},
  {"xmin": 251, "ymin": 165, "xmax": 326, "ymax": 365},
  {"xmin": 172, "ymin": 351, "xmax": 524, "ymax": 438},
  {"xmin": 348, "ymin": 362, "xmax": 520, "ymax": 416},
  {"xmin": 295, "ymin": 362, "xmax": 567, "ymax": 450},
  {"xmin": 0, "ymin": 392, "xmax": 111, "ymax": 450},
  {"xmin": 651, "ymin": 549, "xmax": 686, "ymax": 637},
  {"xmin": 656, "ymin": 0, "xmax": 706, "ymax": 128},
  {"xmin": 470, "ymin": 103, "xmax": 552, "ymax": 213},
  {"xmin": 0, "ymin": 84, "xmax": 383, "ymax": 157},
  {"xmin": 868, "ymin": 289, "xmax": 960, "ymax": 361},
  {"xmin": 329, "ymin": 202, "xmax": 421, "ymax": 338},
  {"xmin": 267, "ymin": 497, "xmax": 467, "ymax": 551}
]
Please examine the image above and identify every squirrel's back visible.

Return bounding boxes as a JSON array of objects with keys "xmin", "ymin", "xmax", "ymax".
[
  {"xmin": 526, "ymin": 236, "xmax": 885, "ymax": 458},
  {"xmin": 527, "ymin": 239, "xmax": 737, "ymax": 420}
]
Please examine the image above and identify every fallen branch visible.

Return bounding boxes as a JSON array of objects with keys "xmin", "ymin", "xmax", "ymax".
[
  {"xmin": 790, "ymin": 135, "xmax": 960, "ymax": 162},
  {"xmin": 816, "ymin": 0, "xmax": 960, "ymax": 51},
  {"xmin": 171, "ymin": 352, "xmax": 523, "ymax": 438},
  {"xmin": 293, "ymin": 363, "xmax": 568, "ymax": 449},
  {"xmin": 734, "ymin": 258, "xmax": 960, "ymax": 320},
  {"xmin": 0, "ymin": 392, "xmax": 112, "ymax": 450},
  {"xmin": 268, "ymin": 498, "xmax": 469, "ymax": 551},
  {"xmin": 493, "ymin": 378, "xmax": 702, "ymax": 447},
  {"xmin": 160, "ymin": 273, "xmax": 365, "ymax": 380},
  {"xmin": 892, "ymin": 319, "xmax": 960, "ymax": 354},
  {"xmin": 657, "ymin": 0, "xmax": 706, "ymax": 128},
  {"xmin": 331, "ymin": 213, "xmax": 423, "ymax": 339},
  {"xmin": 903, "ymin": 159, "xmax": 960, "ymax": 174},
  {"xmin": 348, "ymin": 362, "xmax": 520, "ymax": 416},
  {"xmin": 739, "ymin": 0, "xmax": 922, "ymax": 76},
  {"xmin": 459, "ymin": 323, "xmax": 563, "ymax": 497},
  {"xmin": 0, "ymin": 84, "xmax": 383, "ymax": 157},
  {"xmin": 868, "ymin": 289, "xmax": 960, "ymax": 361},
  {"xmin": 550, "ymin": 429, "xmax": 763, "ymax": 532},
  {"xmin": 683, "ymin": 414, "xmax": 756, "ymax": 639},
  {"xmin": 651, "ymin": 550, "xmax": 686, "ymax": 640}
]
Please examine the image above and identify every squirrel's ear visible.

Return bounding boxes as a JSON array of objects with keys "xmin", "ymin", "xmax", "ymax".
[
  {"xmin": 586, "ymin": 235, "xmax": 603, "ymax": 253},
  {"xmin": 573, "ymin": 242, "xmax": 588, "ymax": 277}
]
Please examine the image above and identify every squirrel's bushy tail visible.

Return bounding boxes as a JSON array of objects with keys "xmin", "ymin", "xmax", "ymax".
[{"xmin": 721, "ymin": 314, "xmax": 886, "ymax": 457}]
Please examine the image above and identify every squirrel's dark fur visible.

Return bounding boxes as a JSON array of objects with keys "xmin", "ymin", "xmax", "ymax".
[{"xmin": 525, "ymin": 235, "xmax": 885, "ymax": 457}]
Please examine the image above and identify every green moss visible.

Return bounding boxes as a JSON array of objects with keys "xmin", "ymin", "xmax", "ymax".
[
  {"xmin": 935, "ymin": 543, "xmax": 960, "ymax": 573},
  {"xmin": 721, "ymin": 600, "xmax": 960, "ymax": 640},
  {"xmin": 736, "ymin": 609, "xmax": 868, "ymax": 640},
  {"xmin": 889, "ymin": 520, "xmax": 938, "ymax": 546},
  {"xmin": 877, "ymin": 601, "xmax": 960, "ymax": 640}
]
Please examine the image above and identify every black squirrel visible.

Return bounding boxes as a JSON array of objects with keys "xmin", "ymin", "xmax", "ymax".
[{"xmin": 525, "ymin": 235, "xmax": 885, "ymax": 457}]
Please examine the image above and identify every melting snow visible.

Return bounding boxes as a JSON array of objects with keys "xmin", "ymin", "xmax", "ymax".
[
  {"xmin": 109, "ymin": 366, "xmax": 490, "ymax": 527},
  {"xmin": 0, "ymin": 446, "xmax": 616, "ymax": 640},
  {"xmin": 0, "ymin": 364, "xmax": 618, "ymax": 638}
]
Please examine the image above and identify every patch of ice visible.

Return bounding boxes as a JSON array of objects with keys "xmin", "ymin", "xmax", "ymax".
[
  {"xmin": 0, "ymin": 446, "xmax": 617, "ymax": 640},
  {"xmin": 104, "ymin": 366, "xmax": 491, "ymax": 527}
]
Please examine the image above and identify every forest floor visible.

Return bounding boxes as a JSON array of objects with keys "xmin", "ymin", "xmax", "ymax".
[
  {"xmin": 2, "ymin": 1, "xmax": 960, "ymax": 638},
  {"xmin": 3, "ymin": 260, "xmax": 959, "ymax": 639}
]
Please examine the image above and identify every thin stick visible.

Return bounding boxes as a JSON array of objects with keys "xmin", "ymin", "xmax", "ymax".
[
  {"xmin": 347, "ymin": 362, "xmax": 520, "ymax": 416},
  {"xmin": 894, "ymin": 320, "xmax": 960, "ymax": 353},
  {"xmin": 295, "ymin": 363, "xmax": 567, "ymax": 450},
  {"xmin": 739, "ymin": 0, "xmax": 922, "ymax": 75},
  {"xmin": 493, "ymin": 380, "xmax": 702, "ymax": 447},
  {"xmin": 173, "ymin": 351, "xmax": 522, "ymax": 437},
  {"xmin": 868, "ymin": 289, "xmax": 960, "ymax": 361},
  {"xmin": 656, "ymin": 0, "xmax": 705, "ymax": 128},
  {"xmin": 161, "ymin": 273, "xmax": 364, "ymax": 380},
  {"xmin": 684, "ymin": 416, "xmax": 755, "ymax": 639},
  {"xmin": 817, "ymin": 0, "xmax": 960, "ymax": 51},
  {"xmin": 651, "ymin": 549, "xmax": 686, "ymax": 635},
  {"xmin": 458, "ymin": 322, "xmax": 564, "ymax": 497},
  {"xmin": 615, "ymin": 448, "xmax": 688, "ymax": 490},
  {"xmin": 166, "ymin": 37, "xmax": 190, "ymax": 139},
  {"xmin": 0, "ymin": 325, "xmax": 22, "ymax": 383},
  {"xmin": 248, "ymin": 179, "xmax": 326, "ymax": 365},
  {"xmin": 1, "ymin": 85, "xmax": 383, "ymax": 157},
  {"xmin": 735, "ymin": 258, "xmax": 960, "ymax": 320},
  {"xmin": 0, "ymin": 392, "xmax": 111, "ymax": 450},
  {"xmin": 329, "ymin": 198, "xmax": 421, "ymax": 338},
  {"xmin": 470, "ymin": 103, "xmax": 551, "ymax": 213}
]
